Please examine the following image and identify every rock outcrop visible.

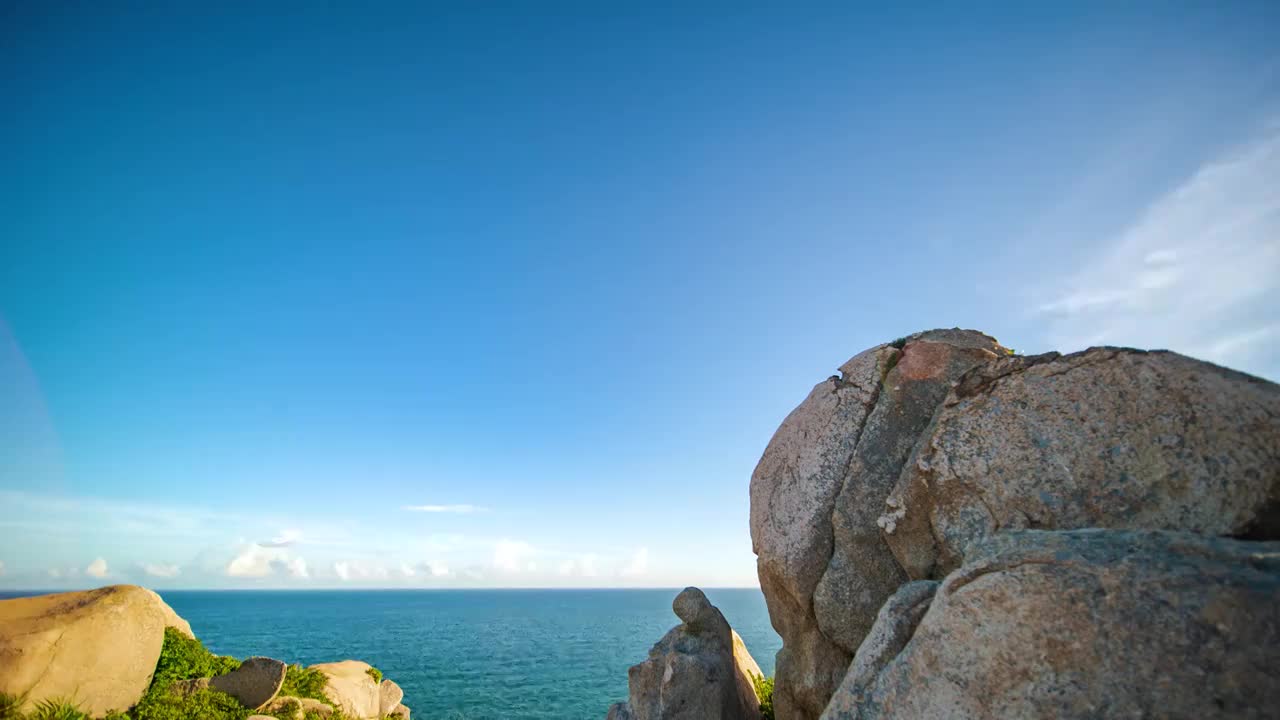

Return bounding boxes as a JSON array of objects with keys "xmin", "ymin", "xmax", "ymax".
[
  {"xmin": 751, "ymin": 331, "xmax": 1280, "ymax": 719},
  {"xmin": 750, "ymin": 330, "xmax": 1008, "ymax": 719},
  {"xmin": 0, "ymin": 584, "xmax": 193, "ymax": 715},
  {"xmin": 311, "ymin": 660, "xmax": 385, "ymax": 719},
  {"xmin": 379, "ymin": 678, "xmax": 407, "ymax": 717},
  {"xmin": 822, "ymin": 529, "xmax": 1280, "ymax": 719},
  {"xmin": 606, "ymin": 587, "xmax": 764, "ymax": 720}
]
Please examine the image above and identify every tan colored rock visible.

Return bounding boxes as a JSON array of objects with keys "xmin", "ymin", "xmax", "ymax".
[
  {"xmin": 263, "ymin": 696, "xmax": 335, "ymax": 720},
  {"xmin": 379, "ymin": 678, "xmax": 404, "ymax": 715},
  {"xmin": 825, "ymin": 529, "xmax": 1280, "ymax": 719},
  {"xmin": 389, "ymin": 703, "xmax": 411, "ymax": 719},
  {"xmin": 750, "ymin": 330, "xmax": 1006, "ymax": 720},
  {"xmin": 141, "ymin": 587, "xmax": 195, "ymax": 638},
  {"xmin": 0, "ymin": 584, "xmax": 192, "ymax": 715},
  {"xmin": 310, "ymin": 660, "xmax": 382, "ymax": 718},
  {"xmin": 882, "ymin": 348, "xmax": 1280, "ymax": 580},
  {"xmin": 209, "ymin": 656, "xmax": 286, "ymax": 710},
  {"xmin": 607, "ymin": 587, "xmax": 764, "ymax": 720},
  {"xmin": 299, "ymin": 697, "xmax": 336, "ymax": 718},
  {"xmin": 731, "ymin": 630, "xmax": 764, "ymax": 719}
]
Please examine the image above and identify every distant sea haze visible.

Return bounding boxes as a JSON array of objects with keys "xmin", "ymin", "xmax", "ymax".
[{"xmin": 0, "ymin": 588, "xmax": 779, "ymax": 720}]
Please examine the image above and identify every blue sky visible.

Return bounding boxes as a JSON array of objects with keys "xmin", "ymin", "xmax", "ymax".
[{"xmin": 1, "ymin": 2, "xmax": 1278, "ymax": 589}]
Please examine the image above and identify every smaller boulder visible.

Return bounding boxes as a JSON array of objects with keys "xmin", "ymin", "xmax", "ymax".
[
  {"xmin": 310, "ymin": 660, "xmax": 382, "ymax": 718},
  {"xmin": 389, "ymin": 703, "xmax": 411, "ymax": 719},
  {"xmin": 209, "ymin": 656, "xmax": 287, "ymax": 710},
  {"xmin": 608, "ymin": 587, "xmax": 764, "ymax": 720},
  {"xmin": 379, "ymin": 678, "xmax": 405, "ymax": 715}
]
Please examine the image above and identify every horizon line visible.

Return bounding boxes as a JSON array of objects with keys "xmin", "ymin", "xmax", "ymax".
[{"xmin": 0, "ymin": 585, "xmax": 763, "ymax": 593}]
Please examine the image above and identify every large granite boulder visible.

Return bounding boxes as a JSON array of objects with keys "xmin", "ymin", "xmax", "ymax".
[
  {"xmin": 823, "ymin": 529, "xmax": 1280, "ymax": 719},
  {"xmin": 750, "ymin": 330, "xmax": 1007, "ymax": 720},
  {"xmin": 881, "ymin": 347, "xmax": 1280, "ymax": 579},
  {"xmin": 752, "ymin": 333, "xmax": 1280, "ymax": 720},
  {"xmin": 0, "ymin": 584, "xmax": 193, "ymax": 715},
  {"xmin": 310, "ymin": 660, "xmax": 383, "ymax": 719},
  {"xmin": 606, "ymin": 587, "xmax": 763, "ymax": 720}
]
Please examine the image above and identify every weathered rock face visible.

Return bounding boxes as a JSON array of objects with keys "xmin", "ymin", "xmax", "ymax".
[
  {"xmin": 310, "ymin": 660, "xmax": 383, "ymax": 719},
  {"xmin": 881, "ymin": 347, "xmax": 1280, "ymax": 578},
  {"xmin": 753, "ymin": 333, "xmax": 1280, "ymax": 719},
  {"xmin": 818, "ymin": 582, "xmax": 937, "ymax": 720},
  {"xmin": 0, "ymin": 584, "xmax": 193, "ymax": 715},
  {"xmin": 209, "ymin": 656, "xmax": 287, "ymax": 710},
  {"xmin": 379, "ymin": 678, "xmax": 405, "ymax": 716},
  {"xmin": 750, "ymin": 330, "xmax": 1007, "ymax": 720},
  {"xmin": 606, "ymin": 587, "xmax": 764, "ymax": 720},
  {"xmin": 824, "ymin": 529, "xmax": 1280, "ymax": 719}
]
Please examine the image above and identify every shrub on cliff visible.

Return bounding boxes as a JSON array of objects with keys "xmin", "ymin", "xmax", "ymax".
[
  {"xmin": 278, "ymin": 664, "xmax": 331, "ymax": 703},
  {"xmin": 751, "ymin": 673, "xmax": 775, "ymax": 720},
  {"xmin": 151, "ymin": 628, "xmax": 240, "ymax": 686}
]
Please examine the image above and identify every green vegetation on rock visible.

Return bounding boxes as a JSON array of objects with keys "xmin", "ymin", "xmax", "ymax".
[
  {"xmin": 151, "ymin": 628, "xmax": 241, "ymax": 686},
  {"xmin": 278, "ymin": 664, "xmax": 332, "ymax": 704},
  {"xmin": 131, "ymin": 687, "xmax": 248, "ymax": 720},
  {"xmin": 364, "ymin": 667, "xmax": 383, "ymax": 685},
  {"xmin": 751, "ymin": 672, "xmax": 775, "ymax": 720}
]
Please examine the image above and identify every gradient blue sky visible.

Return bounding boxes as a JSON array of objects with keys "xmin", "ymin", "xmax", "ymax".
[{"xmin": 2, "ymin": 2, "xmax": 1278, "ymax": 589}]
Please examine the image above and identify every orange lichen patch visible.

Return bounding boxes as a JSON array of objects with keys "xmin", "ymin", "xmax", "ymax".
[{"xmin": 897, "ymin": 341, "xmax": 965, "ymax": 381}]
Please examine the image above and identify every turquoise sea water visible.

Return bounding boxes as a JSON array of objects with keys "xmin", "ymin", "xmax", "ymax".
[{"xmin": 6, "ymin": 589, "xmax": 779, "ymax": 720}]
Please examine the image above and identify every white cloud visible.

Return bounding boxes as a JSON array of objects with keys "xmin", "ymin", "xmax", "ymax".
[
  {"xmin": 400, "ymin": 561, "xmax": 450, "ymax": 578},
  {"xmin": 493, "ymin": 540, "xmax": 535, "ymax": 572},
  {"xmin": 48, "ymin": 568, "xmax": 61, "ymax": 578},
  {"xmin": 1035, "ymin": 127, "xmax": 1280, "ymax": 379},
  {"xmin": 283, "ymin": 557, "xmax": 308, "ymax": 578},
  {"xmin": 558, "ymin": 554, "xmax": 599, "ymax": 577},
  {"xmin": 620, "ymin": 547, "xmax": 650, "ymax": 577},
  {"xmin": 85, "ymin": 557, "xmax": 108, "ymax": 578},
  {"xmin": 258, "ymin": 529, "xmax": 302, "ymax": 548},
  {"xmin": 226, "ymin": 545, "xmax": 307, "ymax": 579},
  {"xmin": 142, "ymin": 563, "xmax": 180, "ymax": 578},
  {"xmin": 401, "ymin": 504, "xmax": 486, "ymax": 514},
  {"xmin": 332, "ymin": 560, "xmax": 388, "ymax": 582},
  {"xmin": 0, "ymin": 560, "xmax": 4, "ymax": 576}
]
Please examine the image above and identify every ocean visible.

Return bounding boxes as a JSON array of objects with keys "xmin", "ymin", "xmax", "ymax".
[{"xmin": 7, "ymin": 588, "xmax": 780, "ymax": 720}]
